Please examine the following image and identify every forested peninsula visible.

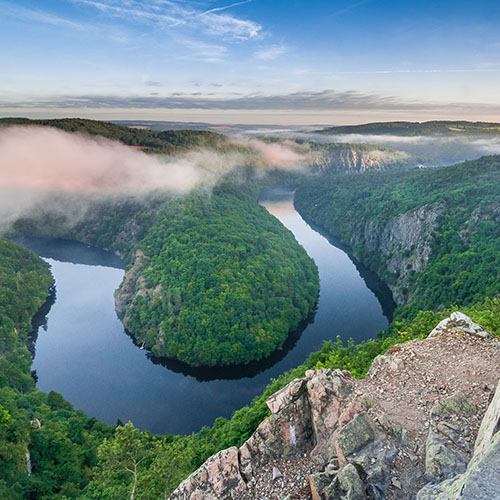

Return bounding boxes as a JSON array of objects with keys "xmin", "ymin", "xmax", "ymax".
[{"xmin": 3, "ymin": 118, "xmax": 417, "ymax": 367}]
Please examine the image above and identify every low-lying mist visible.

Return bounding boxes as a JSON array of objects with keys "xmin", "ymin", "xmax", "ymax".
[
  {"xmin": 307, "ymin": 133, "xmax": 500, "ymax": 165},
  {"xmin": 233, "ymin": 125, "xmax": 500, "ymax": 166},
  {"xmin": 0, "ymin": 126, "xmax": 311, "ymax": 233},
  {"xmin": 0, "ymin": 126, "xmax": 214, "ymax": 195},
  {"xmin": 239, "ymin": 128, "xmax": 500, "ymax": 166}
]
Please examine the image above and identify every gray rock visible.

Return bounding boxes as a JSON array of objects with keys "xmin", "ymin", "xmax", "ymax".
[
  {"xmin": 424, "ymin": 394, "xmax": 476, "ymax": 481},
  {"xmin": 428, "ymin": 311, "xmax": 494, "ymax": 340},
  {"xmin": 336, "ymin": 413, "xmax": 376, "ymax": 457},
  {"xmin": 359, "ymin": 204, "xmax": 441, "ymax": 304},
  {"xmin": 473, "ymin": 382, "xmax": 500, "ymax": 459},
  {"xmin": 336, "ymin": 464, "xmax": 367, "ymax": 500},
  {"xmin": 417, "ymin": 382, "xmax": 500, "ymax": 500},
  {"xmin": 430, "ymin": 393, "xmax": 476, "ymax": 419},
  {"xmin": 424, "ymin": 429, "xmax": 469, "ymax": 481},
  {"xmin": 335, "ymin": 412, "xmax": 398, "ymax": 500},
  {"xmin": 272, "ymin": 466, "xmax": 283, "ymax": 480},
  {"xmin": 309, "ymin": 464, "xmax": 367, "ymax": 500}
]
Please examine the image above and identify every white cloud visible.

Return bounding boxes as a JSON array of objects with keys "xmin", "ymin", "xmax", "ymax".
[
  {"xmin": 180, "ymin": 38, "xmax": 228, "ymax": 62},
  {"xmin": 72, "ymin": 0, "xmax": 261, "ymax": 39},
  {"xmin": 200, "ymin": 0, "xmax": 255, "ymax": 16},
  {"xmin": 253, "ymin": 45, "xmax": 287, "ymax": 60},
  {"xmin": 1, "ymin": 2, "xmax": 87, "ymax": 30},
  {"xmin": 198, "ymin": 11, "xmax": 261, "ymax": 39}
]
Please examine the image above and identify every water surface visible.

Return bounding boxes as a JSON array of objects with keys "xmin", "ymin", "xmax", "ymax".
[{"xmin": 19, "ymin": 188, "xmax": 394, "ymax": 434}]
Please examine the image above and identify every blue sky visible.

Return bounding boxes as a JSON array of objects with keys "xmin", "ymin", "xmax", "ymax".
[{"xmin": 1, "ymin": 0, "xmax": 499, "ymax": 124}]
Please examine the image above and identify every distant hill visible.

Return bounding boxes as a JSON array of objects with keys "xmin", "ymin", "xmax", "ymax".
[
  {"xmin": 0, "ymin": 117, "xmax": 230, "ymax": 154},
  {"xmin": 0, "ymin": 116, "xmax": 418, "ymax": 173},
  {"xmin": 316, "ymin": 120, "xmax": 500, "ymax": 136}
]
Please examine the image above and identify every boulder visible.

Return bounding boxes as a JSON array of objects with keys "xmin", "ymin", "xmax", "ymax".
[
  {"xmin": 306, "ymin": 369, "xmax": 355, "ymax": 464},
  {"xmin": 417, "ymin": 382, "xmax": 500, "ymax": 500},
  {"xmin": 334, "ymin": 412, "xmax": 398, "ymax": 500},
  {"xmin": 169, "ymin": 446, "xmax": 247, "ymax": 500},
  {"xmin": 424, "ymin": 394, "xmax": 476, "ymax": 481},
  {"xmin": 428, "ymin": 311, "xmax": 493, "ymax": 339},
  {"xmin": 309, "ymin": 463, "xmax": 367, "ymax": 500}
]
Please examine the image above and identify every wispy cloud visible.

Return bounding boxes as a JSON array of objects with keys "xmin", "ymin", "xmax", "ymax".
[
  {"xmin": 253, "ymin": 44, "xmax": 286, "ymax": 60},
  {"xmin": 72, "ymin": 0, "xmax": 261, "ymax": 39},
  {"xmin": 331, "ymin": 0, "xmax": 374, "ymax": 17},
  {"xmin": 4, "ymin": 89, "xmax": 500, "ymax": 114},
  {"xmin": 179, "ymin": 38, "xmax": 228, "ymax": 62},
  {"xmin": 1, "ymin": 2, "xmax": 87, "ymax": 30},
  {"xmin": 200, "ymin": 0, "xmax": 255, "ymax": 15}
]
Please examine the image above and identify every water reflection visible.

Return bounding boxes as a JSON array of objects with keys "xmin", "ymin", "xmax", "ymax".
[{"xmin": 15, "ymin": 189, "xmax": 394, "ymax": 434}]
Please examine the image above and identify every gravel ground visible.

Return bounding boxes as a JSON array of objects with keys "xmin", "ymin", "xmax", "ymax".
[{"xmin": 242, "ymin": 331, "xmax": 500, "ymax": 500}]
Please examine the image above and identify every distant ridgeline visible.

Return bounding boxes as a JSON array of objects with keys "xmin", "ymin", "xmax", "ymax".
[
  {"xmin": 0, "ymin": 117, "xmax": 419, "ymax": 172},
  {"xmin": 295, "ymin": 154, "xmax": 500, "ymax": 318},
  {"xmin": 316, "ymin": 120, "xmax": 500, "ymax": 136},
  {"xmin": 0, "ymin": 117, "xmax": 230, "ymax": 155}
]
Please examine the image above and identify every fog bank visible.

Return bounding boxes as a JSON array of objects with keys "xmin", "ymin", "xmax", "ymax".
[{"xmin": 0, "ymin": 126, "xmax": 311, "ymax": 233}]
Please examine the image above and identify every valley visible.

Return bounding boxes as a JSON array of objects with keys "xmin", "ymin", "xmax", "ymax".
[
  {"xmin": 17, "ymin": 189, "xmax": 391, "ymax": 435},
  {"xmin": 0, "ymin": 119, "xmax": 499, "ymax": 499}
]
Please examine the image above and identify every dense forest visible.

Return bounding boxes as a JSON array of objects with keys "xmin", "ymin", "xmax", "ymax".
[
  {"xmin": 3, "ymin": 117, "xmax": 500, "ymax": 497},
  {"xmin": 295, "ymin": 155, "xmax": 500, "ymax": 316},
  {"xmin": 0, "ymin": 237, "xmax": 112, "ymax": 499},
  {"xmin": 10, "ymin": 176, "xmax": 319, "ymax": 367},
  {"xmin": 118, "ymin": 189, "xmax": 319, "ymax": 366},
  {"xmin": 1, "ymin": 234, "xmax": 499, "ymax": 499},
  {"xmin": 0, "ymin": 117, "xmax": 231, "ymax": 155},
  {"xmin": 317, "ymin": 120, "xmax": 500, "ymax": 136}
]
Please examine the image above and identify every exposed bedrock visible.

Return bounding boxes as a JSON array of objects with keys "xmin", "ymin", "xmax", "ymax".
[{"xmin": 168, "ymin": 312, "xmax": 500, "ymax": 500}]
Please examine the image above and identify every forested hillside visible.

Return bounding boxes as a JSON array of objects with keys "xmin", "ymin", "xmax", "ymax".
[
  {"xmin": 0, "ymin": 237, "xmax": 112, "ymax": 500},
  {"xmin": 0, "ymin": 117, "xmax": 230, "ymax": 155},
  {"xmin": 295, "ymin": 155, "xmax": 500, "ymax": 314},
  {"xmin": 10, "ymin": 178, "xmax": 319, "ymax": 367},
  {"xmin": 3, "ymin": 151, "xmax": 500, "ymax": 497},
  {"xmin": 317, "ymin": 120, "xmax": 500, "ymax": 136},
  {"xmin": 116, "ymin": 189, "xmax": 319, "ymax": 366}
]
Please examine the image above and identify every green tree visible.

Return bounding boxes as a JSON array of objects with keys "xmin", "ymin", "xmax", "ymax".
[{"xmin": 96, "ymin": 423, "xmax": 153, "ymax": 500}]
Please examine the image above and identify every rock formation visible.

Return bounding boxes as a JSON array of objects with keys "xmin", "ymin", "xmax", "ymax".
[{"xmin": 169, "ymin": 312, "xmax": 500, "ymax": 500}]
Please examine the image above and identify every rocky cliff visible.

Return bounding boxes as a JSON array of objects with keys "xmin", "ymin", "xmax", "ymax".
[
  {"xmin": 349, "ymin": 203, "xmax": 442, "ymax": 305},
  {"xmin": 311, "ymin": 143, "xmax": 415, "ymax": 175},
  {"xmin": 169, "ymin": 312, "xmax": 500, "ymax": 500}
]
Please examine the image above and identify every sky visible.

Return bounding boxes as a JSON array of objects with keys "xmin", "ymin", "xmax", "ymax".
[{"xmin": 1, "ymin": 0, "xmax": 499, "ymax": 125}]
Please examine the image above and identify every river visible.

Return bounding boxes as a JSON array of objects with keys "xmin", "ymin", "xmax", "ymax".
[{"xmin": 17, "ymin": 188, "xmax": 394, "ymax": 435}]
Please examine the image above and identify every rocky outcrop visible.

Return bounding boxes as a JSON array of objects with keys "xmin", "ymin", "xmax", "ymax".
[
  {"xmin": 351, "ymin": 203, "xmax": 442, "ymax": 304},
  {"xmin": 168, "ymin": 312, "xmax": 500, "ymax": 500},
  {"xmin": 417, "ymin": 382, "xmax": 500, "ymax": 499},
  {"xmin": 428, "ymin": 311, "xmax": 493, "ymax": 339},
  {"xmin": 114, "ymin": 249, "xmax": 145, "ymax": 317},
  {"xmin": 312, "ymin": 144, "xmax": 414, "ymax": 175},
  {"xmin": 168, "ymin": 447, "xmax": 247, "ymax": 500}
]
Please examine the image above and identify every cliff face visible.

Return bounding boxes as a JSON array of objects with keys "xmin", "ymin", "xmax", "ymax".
[
  {"xmin": 169, "ymin": 312, "xmax": 500, "ymax": 500},
  {"xmin": 311, "ymin": 144, "xmax": 414, "ymax": 175},
  {"xmin": 349, "ymin": 204, "xmax": 442, "ymax": 305}
]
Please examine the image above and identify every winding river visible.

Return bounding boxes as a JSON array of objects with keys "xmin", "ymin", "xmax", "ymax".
[{"xmin": 17, "ymin": 188, "xmax": 394, "ymax": 435}]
